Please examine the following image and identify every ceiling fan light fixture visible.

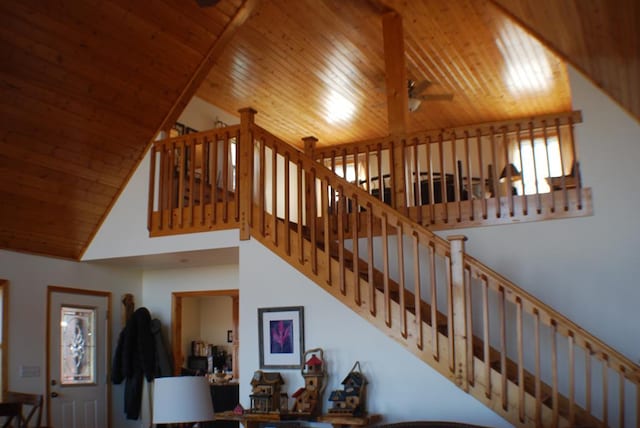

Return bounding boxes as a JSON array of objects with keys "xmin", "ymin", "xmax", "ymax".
[{"xmin": 408, "ymin": 98, "xmax": 422, "ymax": 112}]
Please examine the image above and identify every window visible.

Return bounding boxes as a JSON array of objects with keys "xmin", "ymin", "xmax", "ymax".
[{"xmin": 511, "ymin": 135, "xmax": 565, "ymax": 195}]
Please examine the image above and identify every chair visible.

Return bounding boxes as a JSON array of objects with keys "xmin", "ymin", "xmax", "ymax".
[
  {"xmin": 0, "ymin": 402, "xmax": 22, "ymax": 428},
  {"xmin": 3, "ymin": 392, "xmax": 43, "ymax": 428}
]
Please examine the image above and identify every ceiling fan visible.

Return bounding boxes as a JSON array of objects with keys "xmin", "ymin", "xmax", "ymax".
[
  {"xmin": 408, "ymin": 79, "xmax": 454, "ymax": 112},
  {"xmin": 195, "ymin": 0, "xmax": 220, "ymax": 6}
]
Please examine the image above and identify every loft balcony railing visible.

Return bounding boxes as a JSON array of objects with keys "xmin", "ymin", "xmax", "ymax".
[
  {"xmin": 146, "ymin": 108, "xmax": 637, "ymax": 427},
  {"xmin": 312, "ymin": 111, "xmax": 591, "ymax": 229}
]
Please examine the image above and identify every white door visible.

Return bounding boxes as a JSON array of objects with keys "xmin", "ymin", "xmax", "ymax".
[{"xmin": 48, "ymin": 289, "xmax": 109, "ymax": 428}]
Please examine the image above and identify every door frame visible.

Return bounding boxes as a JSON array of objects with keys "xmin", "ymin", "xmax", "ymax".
[
  {"xmin": 171, "ymin": 289, "xmax": 239, "ymax": 378},
  {"xmin": 0, "ymin": 279, "xmax": 8, "ymax": 397},
  {"xmin": 46, "ymin": 286, "xmax": 112, "ymax": 427}
]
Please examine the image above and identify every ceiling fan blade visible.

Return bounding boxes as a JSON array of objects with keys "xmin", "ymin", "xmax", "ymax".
[
  {"xmin": 411, "ymin": 79, "xmax": 432, "ymax": 96},
  {"xmin": 417, "ymin": 93, "xmax": 454, "ymax": 101},
  {"xmin": 195, "ymin": 0, "xmax": 220, "ymax": 7}
]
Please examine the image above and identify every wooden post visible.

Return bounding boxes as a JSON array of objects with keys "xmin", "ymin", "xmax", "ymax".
[
  {"xmin": 382, "ymin": 11, "xmax": 408, "ymax": 212},
  {"xmin": 302, "ymin": 136, "xmax": 318, "ymax": 235},
  {"xmin": 448, "ymin": 234, "xmax": 469, "ymax": 391},
  {"xmin": 238, "ymin": 107, "xmax": 257, "ymax": 240}
]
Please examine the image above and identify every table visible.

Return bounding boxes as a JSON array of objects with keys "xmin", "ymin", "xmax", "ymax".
[{"xmin": 214, "ymin": 411, "xmax": 381, "ymax": 428}]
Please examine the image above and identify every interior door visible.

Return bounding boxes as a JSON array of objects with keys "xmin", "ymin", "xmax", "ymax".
[{"xmin": 48, "ymin": 288, "xmax": 110, "ymax": 428}]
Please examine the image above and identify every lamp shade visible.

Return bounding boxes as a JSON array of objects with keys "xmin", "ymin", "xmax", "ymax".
[
  {"xmin": 153, "ymin": 376, "xmax": 214, "ymax": 424},
  {"xmin": 499, "ymin": 163, "xmax": 521, "ymax": 182}
]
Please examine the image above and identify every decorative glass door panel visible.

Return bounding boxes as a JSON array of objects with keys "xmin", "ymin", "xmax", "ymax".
[{"xmin": 60, "ymin": 306, "xmax": 96, "ymax": 385}]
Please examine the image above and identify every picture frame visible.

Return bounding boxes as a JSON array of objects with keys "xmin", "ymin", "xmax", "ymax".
[
  {"xmin": 258, "ymin": 306, "xmax": 305, "ymax": 369},
  {"xmin": 227, "ymin": 329, "xmax": 233, "ymax": 343}
]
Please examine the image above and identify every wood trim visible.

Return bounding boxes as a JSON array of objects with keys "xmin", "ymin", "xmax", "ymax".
[
  {"xmin": 45, "ymin": 286, "xmax": 112, "ymax": 428},
  {"xmin": 171, "ymin": 289, "xmax": 240, "ymax": 378},
  {"xmin": 0, "ymin": 280, "xmax": 8, "ymax": 398}
]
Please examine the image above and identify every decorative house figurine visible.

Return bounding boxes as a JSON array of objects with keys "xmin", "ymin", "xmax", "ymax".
[
  {"xmin": 249, "ymin": 370, "xmax": 285, "ymax": 413},
  {"xmin": 290, "ymin": 348, "xmax": 327, "ymax": 416},
  {"xmin": 328, "ymin": 361, "xmax": 367, "ymax": 416}
]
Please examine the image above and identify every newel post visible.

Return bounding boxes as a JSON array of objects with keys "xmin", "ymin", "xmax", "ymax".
[
  {"xmin": 448, "ymin": 234, "xmax": 469, "ymax": 391},
  {"xmin": 238, "ymin": 107, "xmax": 257, "ymax": 240}
]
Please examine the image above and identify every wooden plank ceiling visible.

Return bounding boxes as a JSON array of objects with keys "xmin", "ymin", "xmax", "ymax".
[
  {"xmin": 0, "ymin": 0, "xmax": 250, "ymax": 259},
  {"xmin": 197, "ymin": 0, "xmax": 572, "ymax": 146},
  {"xmin": 0, "ymin": 0, "xmax": 637, "ymax": 260}
]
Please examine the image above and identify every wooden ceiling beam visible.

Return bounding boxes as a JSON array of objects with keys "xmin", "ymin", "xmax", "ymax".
[{"xmin": 381, "ymin": 10, "xmax": 409, "ymax": 137}]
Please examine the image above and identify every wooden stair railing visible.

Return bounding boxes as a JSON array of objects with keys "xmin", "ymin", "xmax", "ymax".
[
  {"xmin": 248, "ymin": 123, "xmax": 640, "ymax": 427},
  {"xmin": 313, "ymin": 111, "xmax": 592, "ymax": 231},
  {"xmin": 148, "ymin": 125, "xmax": 240, "ymax": 236}
]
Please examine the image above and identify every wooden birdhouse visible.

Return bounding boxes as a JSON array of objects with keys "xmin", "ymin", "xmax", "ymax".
[
  {"xmin": 249, "ymin": 370, "xmax": 285, "ymax": 413},
  {"xmin": 328, "ymin": 361, "xmax": 367, "ymax": 416},
  {"xmin": 290, "ymin": 348, "xmax": 327, "ymax": 417}
]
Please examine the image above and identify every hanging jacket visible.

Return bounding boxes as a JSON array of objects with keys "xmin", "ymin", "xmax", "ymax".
[
  {"xmin": 112, "ymin": 307, "xmax": 156, "ymax": 420},
  {"xmin": 150, "ymin": 318, "xmax": 173, "ymax": 378}
]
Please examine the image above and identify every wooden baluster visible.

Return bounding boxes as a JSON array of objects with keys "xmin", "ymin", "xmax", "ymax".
[
  {"xmin": 503, "ymin": 127, "xmax": 515, "ymax": 217},
  {"xmin": 568, "ymin": 116, "xmax": 583, "ymax": 209},
  {"xmin": 476, "ymin": 129, "xmax": 487, "ymax": 219},
  {"xmin": 451, "ymin": 132, "xmax": 461, "ymax": 222},
  {"xmin": 310, "ymin": 168, "xmax": 318, "ymax": 275},
  {"xmin": 342, "ymin": 149, "xmax": 350, "ymax": 235},
  {"xmin": 534, "ymin": 310, "xmax": 542, "ymax": 425},
  {"xmin": 259, "ymin": 139, "xmax": 266, "ymax": 236},
  {"xmin": 178, "ymin": 141, "xmax": 186, "ymax": 227},
  {"xmin": 365, "ymin": 145, "xmax": 371, "ymax": 193},
  {"xmin": 271, "ymin": 145, "xmax": 278, "ymax": 246},
  {"xmin": 635, "ymin": 383, "xmax": 639, "ymax": 428},
  {"xmin": 322, "ymin": 178, "xmax": 331, "ymax": 285},
  {"xmin": 148, "ymin": 145, "xmax": 156, "ymax": 231},
  {"xmin": 551, "ymin": 321, "xmax": 559, "ymax": 427},
  {"xmin": 377, "ymin": 143, "xmax": 384, "ymax": 203},
  {"xmin": 603, "ymin": 356, "xmax": 609, "ymax": 427},
  {"xmin": 585, "ymin": 344, "xmax": 592, "ymax": 414},
  {"xmin": 158, "ymin": 145, "xmax": 165, "ymax": 230},
  {"xmin": 413, "ymin": 138, "xmax": 422, "ymax": 223},
  {"xmin": 353, "ymin": 148, "xmax": 360, "ymax": 231},
  {"xmin": 168, "ymin": 144, "xmax": 175, "ymax": 229},
  {"xmin": 396, "ymin": 222, "xmax": 406, "ymax": 338},
  {"xmin": 337, "ymin": 186, "xmax": 345, "ymax": 295},
  {"xmin": 367, "ymin": 203, "xmax": 376, "ymax": 316},
  {"xmin": 412, "ymin": 233, "xmax": 422, "ymax": 349},
  {"xmin": 490, "ymin": 127, "xmax": 500, "ymax": 218},
  {"xmin": 234, "ymin": 132, "xmax": 240, "ymax": 222},
  {"xmin": 555, "ymin": 118, "xmax": 569, "ymax": 211},
  {"xmin": 284, "ymin": 153, "xmax": 291, "ymax": 256},
  {"xmin": 482, "ymin": 276, "xmax": 490, "ymax": 398},
  {"xmin": 351, "ymin": 194, "xmax": 360, "ymax": 305},
  {"xmin": 330, "ymin": 151, "xmax": 337, "ymax": 214},
  {"xmin": 568, "ymin": 334, "xmax": 575, "ymax": 425},
  {"xmin": 426, "ymin": 244, "xmax": 437, "ymax": 360},
  {"xmin": 223, "ymin": 134, "xmax": 230, "ymax": 223},
  {"xmin": 619, "ymin": 368, "xmax": 625, "ymax": 428},
  {"xmin": 297, "ymin": 160, "xmax": 303, "ymax": 264},
  {"xmin": 517, "ymin": 298, "xmax": 524, "ymax": 423},
  {"xmin": 426, "ymin": 136, "xmax": 435, "ymax": 223},
  {"xmin": 189, "ymin": 139, "xmax": 196, "ymax": 226},
  {"xmin": 528, "ymin": 121, "xmax": 541, "ymax": 214},
  {"xmin": 516, "ymin": 124, "xmax": 527, "ymax": 216},
  {"xmin": 199, "ymin": 139, "xmax": 206, "ymax": 226},
  {"xmin": 446, "ymin": 253, "xmax": 454, "ymax": 372},
  {"xmin": 438, "ymin": 133, "xmax": 448, "ymax": 223},
  {"xmin": 499, "ymin": 286, "xmax": 507, "ymax": 411},
  {"xmin": 543, "ymin": 121, "xmax": 555, "ymax": 213},
  {"xmin": 211, "ymin": 138, "xmax": 218, "ymax": 226},
  {"xmin": 464, "ymin": 267, "xmax": 473, "ymax": 385},
  {"xmin": 382, "ymin": 213, "xmax": 391, "ymax": 327},
  {"xmin": 464, "ymin": 131, "xmax": 473, "ymax": 221}
]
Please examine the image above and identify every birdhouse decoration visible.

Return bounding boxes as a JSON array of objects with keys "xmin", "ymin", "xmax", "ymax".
[
  {"xmin": 290, "ymin": 348, "xmax": 327, "ymax": 416},
  {"xmin": 328, "ymin": 361, "xmax": 367, "ymax": 416},
  {"xmin": 249, "ymin": 370, "xmax": 285, "ymax": 413}
]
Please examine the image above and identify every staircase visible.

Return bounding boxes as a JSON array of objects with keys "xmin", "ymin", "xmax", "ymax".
[
  {"xmin": 244, "ymin": 124, "xmax": 640, "ymax": 427},
  {"xmin": 147, "ymin": 110, "xmax": 640, "ymax": 427}
]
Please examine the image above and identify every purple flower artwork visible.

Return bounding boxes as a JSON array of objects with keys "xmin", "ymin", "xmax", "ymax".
[{"xmin": 270, "ymin": 319, "xmax": 293, "ymax": 354}]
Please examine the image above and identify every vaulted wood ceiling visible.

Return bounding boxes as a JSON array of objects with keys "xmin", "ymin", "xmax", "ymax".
[{"xmin": 0, "ymin": 0, "xmax": 637, "ymax": 260}]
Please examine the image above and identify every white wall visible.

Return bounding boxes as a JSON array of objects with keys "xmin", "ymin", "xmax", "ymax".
[
  {"xmin": 0, "ymin": 250, "xmax": 143, "ymax": 428},
  {"xmin": 239, "ymin": 240, "xmax": 511, "ymax": 426}
]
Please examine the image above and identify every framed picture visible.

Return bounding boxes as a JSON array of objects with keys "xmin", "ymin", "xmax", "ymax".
[
  {"xmin": 258, "ymin": 306, "xmax": 305, "ymax": 369},
  {"xmin": 227, "ymin": 329, "xmax": 233, "ymax": 343}
]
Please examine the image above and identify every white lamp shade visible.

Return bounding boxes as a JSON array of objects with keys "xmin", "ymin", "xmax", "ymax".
[{"xmin": 153, "ymin": 376, "xmax": 215, "ymax": 424}]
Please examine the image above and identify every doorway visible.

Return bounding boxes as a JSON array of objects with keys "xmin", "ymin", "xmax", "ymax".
[
  {"xmin": 47, "ymin": 286, "xmax": 111, "ymax": 428},
  {"xmin": 171, "ymin": 290, "xmax": 239, "ymax": 378}
]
